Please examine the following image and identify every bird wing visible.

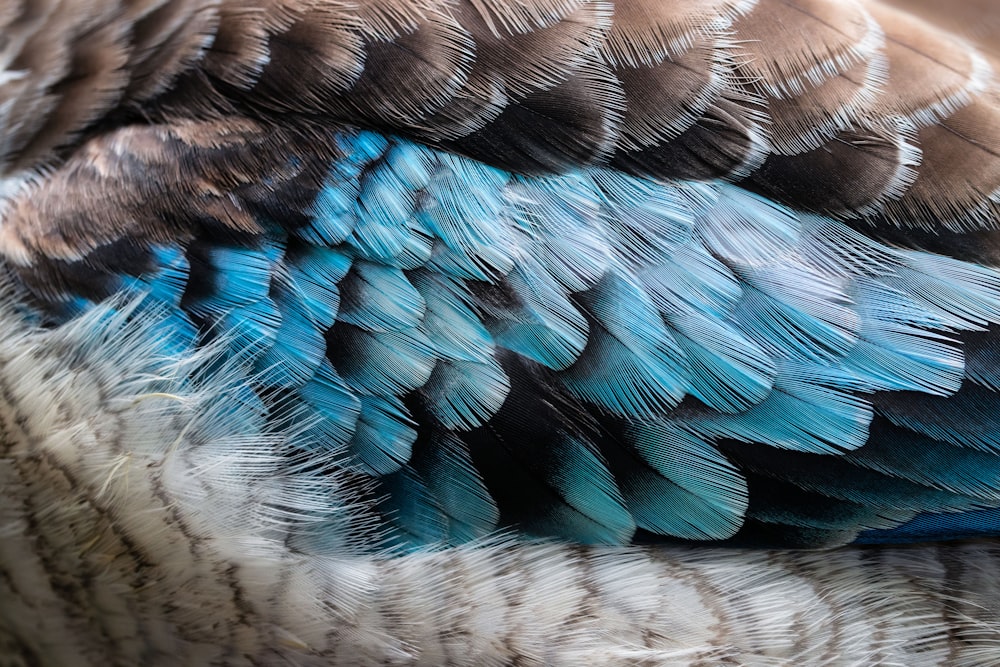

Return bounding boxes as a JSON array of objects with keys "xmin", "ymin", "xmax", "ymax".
[
  {"xmin": 4, "ymin": 0, "xmax": 1000, "ymax": 552},
  {"xmin": 9, "ymin": 1, "xmax": 1000, "ymax": 664}
]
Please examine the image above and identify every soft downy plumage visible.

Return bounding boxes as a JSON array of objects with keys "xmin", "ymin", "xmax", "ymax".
[{"xmin": 3, "ymin": 0, "xmax": 1000, "ymax": 664}]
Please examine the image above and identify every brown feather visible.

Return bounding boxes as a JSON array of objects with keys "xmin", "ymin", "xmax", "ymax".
[
  {"xmin": 601, "ymin": 0, "xmax": 754, "ymax": 67},
  {"xmin": 415, "ymin": 0, "xmax": 609, "ymax": 141},
  {"xmin": 357, "ymin": 0, "xmax": 452, "ymax": 36},
  {"xmin": 749, "ymin": 122, "xmax": 919, "ymax": 217},
  {"xmin": 329, "ymin": 8, "xmax": 475, "ymax": 129},
  {"xmin": 251, "ymin": 8, "xmax": 367, "ymax": 113},
  {"xmin": 879, "ymin": 98, "xmax": 1000, "ymax": 231},
  {"xmin": 615, "ymin": 86, "xmax": 769, "ymax": 180},
  {"xmin": 2, "ymin": 0, "xmax": 1000, "ymax": 241},
  {"xmin": 765, "ymin": 54, "xmax": 885, "ymax": 155},
  {"xmin": 867, "ymin": 1, "xmax": 991, "ymax": 128},
  {"xmin": 731, "ymin": 0, "xmax": 882, "ymax": 98},
  {"xmin": 0, "ymin": 0, "xmax": 25, "ymax": 28},
  {"xmin": 614, "ymin": 33, "xmax": 730, "ymax": 150},
  {"xmin": 877, "ymin": 0, "xmax": 1000, "ymax": 60},
  {"xmin": 0, "ymin": 0, "xmax": 75, "ymax": 165},
  {"xmin": 467, "ymin": 0, "xmax": 585, "ymax": 35},
  {"xmin": 455, "ymin": 52, "xmax": 626, "ymax": 171}
]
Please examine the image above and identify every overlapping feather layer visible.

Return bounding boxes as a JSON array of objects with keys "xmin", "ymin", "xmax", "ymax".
[{"xmin": 18, "ymin": 129, "xmax": 1000, "ymax": 548}]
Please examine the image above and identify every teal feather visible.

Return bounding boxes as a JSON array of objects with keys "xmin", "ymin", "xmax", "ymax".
[{"xmin": 15, "ymin": 130, "xmax": 1000, "ymax": 550}]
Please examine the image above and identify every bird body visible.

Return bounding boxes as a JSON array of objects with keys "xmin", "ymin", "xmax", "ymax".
[{"xmin": 3, "ymin": 0, "xmax": 1000, "ymax": 663}]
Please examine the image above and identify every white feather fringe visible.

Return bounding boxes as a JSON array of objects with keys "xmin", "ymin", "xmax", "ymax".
[{"xmin": 1, "ymin": 279, "xmax": 1000, "ymax": 666}]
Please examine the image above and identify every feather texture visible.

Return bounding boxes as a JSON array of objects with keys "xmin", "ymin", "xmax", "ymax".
[
  {"xmin": 4, "ymin": 0, "xmax": 1000, "ymax": 663},
  {"xmin": 1, "ymin": 282, "xmax": 1000, "ymax": 664}
]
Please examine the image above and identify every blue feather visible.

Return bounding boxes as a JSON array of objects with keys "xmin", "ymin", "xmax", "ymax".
[
  {"xmin": 421, "ymin": 358, "xmax": 511, "ymax": 431},
  {"xmin": 377, "ymin": 468, "xmax": 450, "ymax": 551},
  {"xmin": 845, "ymin": 420, "xmax": 1000, "ymax": 501},
  {"xmin": 23, "ymin": 129, "xmax": 1000, "ymax": 551},
  {"xmin": 412, "ymin": 271, "xmax": 494, "ymax": 362},
  {"xmin": 890, "ymin": 251, "xmax": 1000, "ymax": 329},
  {"xmin": 337, "ymin": 261, "xmax": 426, "ymax": 332},
  {"xmin": 253, "ymin": 275, "xmax": 327, "ymax": 387},
  {"xmin": 745, "ymin": 477, "xmax": 917, "ymax": 533},
  {"xmin": 299, "ymin": 181, "xmax": 358, "ymax": 246},
  {"xmin": 732, "ymin": 442, "xmax": 984, "ymax": 516},
  {"xmin": 964, "ymin": 330, "xmax": 1000, "ymax": 391},
  {"xmin": 186, "ymin": 244, "xmax": 281, "ymax": 316},
  {"xmin": 348, "ymin": 394, "xmax": 417, "ymax": 475},
  {"xmin": 667, "ymin": 307, "xmax": 775, "ymax": 413},
  {"xmin": 563, "ymin": 271, "xmax": 689, "ymax": 418},
  {"xmin": 120, "ymin": 245, "xmax": 190, "ymax": 307},
  {"xmin": 619, "ymin": 423, "xmax": 747, "ymax": 539},
  {"xmin": 695, "ymin": 185, "xmax": 799, "ymax": 268},
  {"xmin": 414, "ymin": 271, "xmax": 510, "ymax": 429},
  {"xmin": 639, "ymin": 240, "xmax": 742, "ymax": 318},
  {"xmin": 593, "ymin": 168, "xmax": 694, "ymax": 267},
  {"xmin": 730, "ymin": 262, "xmax": 858, "ymax": 363},
  {"xmin": 876, "ymin": 385, "xmax": 1000, "ymax": 453},
  {"xmin": 349, "ymin": 163, "xmax": 431, "ymax": 266},
  {"xmin": 412, "ymin": 433, "xmax": 500, "ymax": 543},
  {"xmin": 285, "ymin": 246, "xmax": 352, "ymax": 329},
  {"xmin": 797, "ymin": 212, "xmax": 902, "ymax": 278},
  {"xmin": 857, "ymin": 506, "xmax": 1000, "ymax": 544},
  {"xmin": 690, "ymin": 362, "xmax": 872, "ymax": 453},
  {"xmin": 329, "ymin": 324, "xmax": 437, "ymax": 396},
  {"xmin": 486, "ymin": 256, "xmax": 589, "ymax": 371},
  {"xmin": 212, "ymin": 300, "xmax": 283, "ymax": 363},
  {"xmin": 536, "ymin": 436, "xmax": 637, "ymax": 544},
  {"xmin": 510, "ymin": 172, "xmax": 610, "ymax": 292},
  {"xmin": 296, "ymin": 360, "xmax": 362, "ymax": 449},
  {"xmin": 420, "ymin": 151, "xmax": 514, "ymax": 279},
  {"xmin": 841, "ymin": 278, "xmax": 965, "ymax": 395}
]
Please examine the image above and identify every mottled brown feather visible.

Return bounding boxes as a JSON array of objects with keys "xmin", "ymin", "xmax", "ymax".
[
  {"xmin": 0, "ymin": 118, "xmax": 339, "ymax": 271},
  {"xmin": 14, "ymin": 18, "xmax": 132, "ymax": 169},
  {"xmin": 123, "ymin": 0, "xmax": 221, "ymax": 103}
]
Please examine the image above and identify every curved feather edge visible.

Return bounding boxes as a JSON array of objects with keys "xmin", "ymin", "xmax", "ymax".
[{"xmin": 2, "ymin": 282, "xmax": 1000, "ymax": 664}]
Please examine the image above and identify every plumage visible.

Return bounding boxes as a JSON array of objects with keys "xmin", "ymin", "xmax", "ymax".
[{"xmin": 4, "ymin": 0, "xmax": 1000, "ymax": 663}]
